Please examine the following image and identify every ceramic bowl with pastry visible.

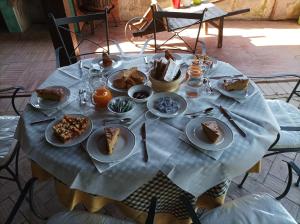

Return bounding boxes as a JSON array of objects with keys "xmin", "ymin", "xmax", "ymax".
[
  {"xmin": 149, "ymin": 60, "xmax": 184, "ymax": 92},
  {"xmin": 30, "ymin": 85, "xmax": 70, "ymax": 110},
  {"xmin": 107, "ymin": 96, "xmax": 135, "ymax": 117},
  {"xmin": 128, "ymin": 84, "xmax": 153, "ymax": 103},
  {"xmin": 107, "ymin": 68, "xmax": 147, "ymax": 93}
]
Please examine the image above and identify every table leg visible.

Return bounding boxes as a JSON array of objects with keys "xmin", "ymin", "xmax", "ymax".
[
  {"xmin": 218, "ymin": 17, "xmax": 224, "ymax": 48},
  {"xmin": 204, "ymin": 22, "xmax": 208, "ymax": 35}
]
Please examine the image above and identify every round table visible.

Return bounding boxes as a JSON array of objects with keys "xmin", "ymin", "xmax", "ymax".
[{"xmin": 17, "ymin": 54, "xmax": 279, "ymax": 224}]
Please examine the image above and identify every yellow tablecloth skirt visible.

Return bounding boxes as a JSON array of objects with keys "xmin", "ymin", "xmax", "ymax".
[{"xmin": 31, "ymin": 160, "xmax": 260, "ymax": 223}]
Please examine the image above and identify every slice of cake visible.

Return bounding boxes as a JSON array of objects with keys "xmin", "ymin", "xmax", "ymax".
[
  {"xmin": 223, "ymin": 78, "xmax": 249, "ymax": 91},
  {"xmin": 104, "ymin": 127, "xmax": 120, "ymax": 154},
  {"xmin": 36, "ymin": 87, "xmax": 65, "ymax": 101},
  {"xmin": 102, "ymin": 52, "xmax": 113, "ymax": 67},
  {"xmin": 201, "ymin": 121, "xmax": 221, "ymax": 143}
]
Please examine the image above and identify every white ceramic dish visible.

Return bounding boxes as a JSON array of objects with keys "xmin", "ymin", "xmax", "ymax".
[
  {"xmin": 215, "ymin": 79, "xmax": 256, "ymax": 101},
  {"xmin": 147, "ymin": 92, "xmax": 187, "ymax": 118},
  {"xmin": 91, "ymin": 55, "xmax": 122, "ymax": 71},
  {"xmin": 185, "ymin": 116, "xmax": 233, "ymax": 151},
  {"xmin": 30, "ymin": 86, "xmax": 70, "ymax": 110},
  {"xmin": 107, "ymin": 96, "xmax": 135, "ymax": 117},
  {"xmin": 86, "ymin": 125, "xmax": 135, "ymax": 163},
  {"xmin": 45, "ymin": 114, "xmax": 93, "ymax": 148},
  {"xmin": 128, "ymin": 85, "xmax": 153, "ymax": 103},
  {"xmin": 107, "ymin": 69, "xmax": 148, "ymax": 93}
]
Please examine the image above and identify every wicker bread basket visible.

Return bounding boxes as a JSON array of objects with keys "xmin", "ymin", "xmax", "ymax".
[{"xmin": 149, "ymin": 70, "xmax": 184, "ymax": 92}]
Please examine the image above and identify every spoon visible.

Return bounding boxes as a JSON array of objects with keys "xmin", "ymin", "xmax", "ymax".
[
  {"xmin": 185, "ymin": 107, "xmax": 214, "ymax": 116},
  {"xmin": 103, "ymin": 117, "xmax": 132, "ymax": 125}
]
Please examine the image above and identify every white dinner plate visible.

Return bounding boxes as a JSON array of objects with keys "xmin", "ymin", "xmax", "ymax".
[
  {"xmin": 107, "ymin": 69, "xmax": 148, "ymax": 93},
  {"xmin": 91, "ymin": 55, "xmax": 122, "ymax": 71},
  {"xmin": 215, "ymin": 79, "xmax": 256, "ymax": 101},
  {"xmin": 86, "ymin": 125, "xmax": 135, "ymax": 163},
  {"xmin": 152, "ymin": 53, "xmax": 182, "ymax": 61},
  {"xmin": 45, "ymin": 114, "xmax": 93, "ymax": 148},
  {"xmin": 147, "ymin": 92, "xmax": 187, "ymax": 118},
  {"xmin": 30, "ymin": 86, "xmax": 70, "ymax": 110},
  {"xmin": 185, "ymin": 116, "xmax": 233, "ymax": 151}
]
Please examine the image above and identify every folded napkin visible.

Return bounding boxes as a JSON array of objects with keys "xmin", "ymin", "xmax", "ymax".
[
  {"xmin": 179, "ymin": 133, "xmax": 224, "ymax": 160},
  {"xmin": 91, "ymin": 147, "xmax": 140, "ymax": 174}
]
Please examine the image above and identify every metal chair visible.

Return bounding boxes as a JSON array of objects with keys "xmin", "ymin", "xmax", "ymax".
[
  {"xmin": 48, "ymin": 10, "xmax": 122, "ymax": 67},
  {"xmin": 0, "ymin": 87, "xmax": 27, "ymax": 191},
  {"xmin": 151, "ymin": 5, "xmax": 207, "ymax": 54},
  {"xmin": 181, "ymin": 193, "xmax": 297, "ymax": 224},
  {"xmin": 5, "ymin": 177, "xmax": 157, "ymax": 224},
  {"xmin": 238, "ymin": 74, "xmax": 300, "ymax": 195}
]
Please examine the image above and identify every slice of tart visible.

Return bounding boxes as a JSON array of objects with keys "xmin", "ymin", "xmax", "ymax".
[
  {"xmin": 104, "ymin": 127, "xmax": 120, "ymax": 154},
  {"xmin": 201, "ymin": 121, "xmax": 221, "ymax": 143},
  {"xmin": 223, "ymin": 78, "xmax": 249, "ymax": 91}
]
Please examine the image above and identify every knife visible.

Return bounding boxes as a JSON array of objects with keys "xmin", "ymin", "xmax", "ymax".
[
  {"xmin": 30, "ymin": 117, "xmax": 55, "ymax": 125},
  {"xmin": 219, "ymin": 106, "xmax": 246, "ymax": 138},
  {"xmin": 141, "ymin": 123, "xmax": 149, "ymax": 162}
]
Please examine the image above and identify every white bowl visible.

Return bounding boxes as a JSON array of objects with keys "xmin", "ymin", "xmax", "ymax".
[
  {"xmin": 107, "ymin": 96, "xmax": 135, "ymax": 117},
  {"xmin": 128, "ymin": 85, "xmax": 153, "ymax": 103}
]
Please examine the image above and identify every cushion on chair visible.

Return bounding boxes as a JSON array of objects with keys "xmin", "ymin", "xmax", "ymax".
[
  {"xmin": 0, "ymin": 116, "xmax": 19, "ymax": 166},
  {"xmin": 47, "ymin": 211, "xmax": 136, "ymax": 224},
  {"xmin": 267, "ymin": 100, "xmax": 300, "ymax": 150},
  {"xmin": 200, "ymin": 193, "xmax": 297, "ymax": 224}
]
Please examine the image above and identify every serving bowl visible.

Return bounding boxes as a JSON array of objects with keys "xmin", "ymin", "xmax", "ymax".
[
  {"xmin": 107, "ymin": 96, "xmax": 135, "ymax": 117},
  {"xmin": 128, "ymin": 85, "xmax": 153, "ymax": 103},
  {"xmin": 149, "ymin": 70, "xmax": 185, "ymax": 92}
]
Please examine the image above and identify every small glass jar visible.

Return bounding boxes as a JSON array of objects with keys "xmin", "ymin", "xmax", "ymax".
[{"xmin": 91, "ymin": 81, "xmax": 112, "ymax": 108}]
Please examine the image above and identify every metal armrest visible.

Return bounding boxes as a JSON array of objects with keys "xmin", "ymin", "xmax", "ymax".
[
  {"xmin": 0, "ymin": 86, "xmax": 26, "ymax": 115},
  {"xmin": 248, "ymin": 73, "xmax": 300, "ymax": 79},
  {"xmin": 280, "ymin": 126, "xmax": 300, "ymax": 131},
  {"xmin": 225, "ymin": 8, "xmax": 250, "ymax": 17}
]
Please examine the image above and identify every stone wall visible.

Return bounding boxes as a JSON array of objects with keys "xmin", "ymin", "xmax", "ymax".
[{"xmin": 118, "ymin": 0, "xmax": 300, "ymax": 21}]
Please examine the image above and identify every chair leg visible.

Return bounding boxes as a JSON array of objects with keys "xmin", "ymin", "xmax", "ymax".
[
  {"xmin": 5, "ymin": 178, "xmax": 37, "ymax": 224},
  {"xmin": 287, "ymin": 80, "xmax": 300, "ymax": 103},
  {"xmin": 5, "ymin": 167, "xmax": 22, "ymax": 191},
  {"xmin": 296, "ymin": 176, "xmax": 300, "ymax": 187},
  {"xmin": 276, "ymin": 161, "xmax": 293, "ymax": 200},
  {"xmin": 238, "ymin": 172, "xmax": 249, "ymax": 188}
]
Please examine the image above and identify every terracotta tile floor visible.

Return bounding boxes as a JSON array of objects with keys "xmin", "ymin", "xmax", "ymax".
[{"xmin": 0, "ymin": 20, "xmax": 300, "ymax": 223}]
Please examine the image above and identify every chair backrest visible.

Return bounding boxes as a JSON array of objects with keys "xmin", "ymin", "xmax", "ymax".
[
  {"xmin": 48, "ymin": 10, "xmax": 110, "ymax": 67},
  {"xmin": 151, "ymin": 6, "xmax": 207, "ymax": 52}
]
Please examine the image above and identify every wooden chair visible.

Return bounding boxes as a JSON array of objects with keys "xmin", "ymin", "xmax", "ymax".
[
  {"xmin": 238, "ymin": 74, "xmax": 300, "ymax": 194},
  {"xmin": 5, "ymin": 177, "xmax": 157, "ymax": 224},
  {"xmin": 48, "ymin": 10, "xmax": 122, "ymax": 67},
  {"xmin": 151, "ymin": 5, "xmax": 207, "ymax": 54}
]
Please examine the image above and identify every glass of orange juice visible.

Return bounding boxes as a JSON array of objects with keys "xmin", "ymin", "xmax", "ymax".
[{"xmin": 91, "ymin": 81, "xmax": 112, "ymax": 108}]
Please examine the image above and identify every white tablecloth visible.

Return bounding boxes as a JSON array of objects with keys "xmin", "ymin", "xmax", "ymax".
[{"xmin": 16, "ymin": 54, "xmax": 280, "ymax": 200}]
